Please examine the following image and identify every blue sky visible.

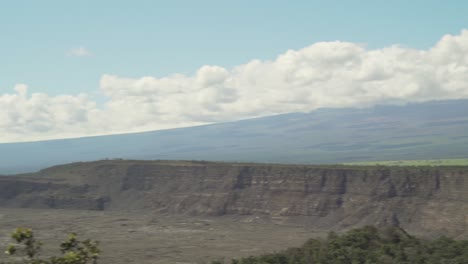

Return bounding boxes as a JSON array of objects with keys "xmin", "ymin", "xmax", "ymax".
[
  {"xmin": 1, "ymin": 0, "xmax": 467, "ymax": 96},
  {"xmin": 1, "ymin": 0, "xmax": 468, "ymax": 142}
]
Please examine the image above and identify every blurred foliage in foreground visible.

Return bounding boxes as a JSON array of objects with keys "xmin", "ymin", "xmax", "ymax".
[
  {"xmin": 212, "ymin": 226, "xmax": 468, "ymax": 264},
  {"xmin": 2, "ymin": 228, "xmax": 100, "ymax": 264}
]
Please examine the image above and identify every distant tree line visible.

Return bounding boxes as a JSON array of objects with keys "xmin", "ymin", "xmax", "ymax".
[{"xmin": 212, "ymin": 226, "xmax": 468, "ymax": 264}]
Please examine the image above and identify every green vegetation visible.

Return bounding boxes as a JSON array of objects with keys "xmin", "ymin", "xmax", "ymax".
[
  {"xmin": 344, "ymin": 158, "xmax": 468, "ymax": 166},
  {"xmin": 2, "ymin": 228, "xmax": 100, "ymax": 264},
  {"xmin": 4, "ymin": 226, "xmax": 468, "ymax": 264},
  {"xmin": 213, "ymin": 226, "xmax": 468, "ymax": 264}
]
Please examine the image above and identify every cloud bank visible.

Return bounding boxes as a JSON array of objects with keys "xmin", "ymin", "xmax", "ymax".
[{"xmin": 2, "ymin": 30, "xmax": 468, "ymax": 143}]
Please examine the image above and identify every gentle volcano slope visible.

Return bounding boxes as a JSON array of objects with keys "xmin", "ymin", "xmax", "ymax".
[
  {"xmin": 1, "ymin": 160, "xmax": 467, "ymax": 238},
  {"xmin": 2, "ymin": 99, "xmax": 468, "ymax": 174}
]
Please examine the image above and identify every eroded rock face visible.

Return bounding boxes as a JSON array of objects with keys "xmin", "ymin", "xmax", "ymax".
[
  {"xmin": 1, "ymin": 160, "xmax": 467, "ymax": 237},
  {"xmin": 0, "ymin": 177, "xmax": 105, "ymax": 210}
]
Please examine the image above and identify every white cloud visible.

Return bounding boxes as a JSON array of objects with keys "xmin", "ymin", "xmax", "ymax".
[
  {"xmin": 14, "ymin": 84, "xmax": 28, "ymax": 97},
  {"xmin": 67, "ymin": 46, "xmax": 92, "ymax": 57},
  {"xmin": 2, "ymin": 30, "xmax": 468, "ymax": 143}
]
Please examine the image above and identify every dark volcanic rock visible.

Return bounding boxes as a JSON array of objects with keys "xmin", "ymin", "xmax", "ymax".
[{"xmin": 1, "ymin": 160, "xmax": 467, "ymax": 237}]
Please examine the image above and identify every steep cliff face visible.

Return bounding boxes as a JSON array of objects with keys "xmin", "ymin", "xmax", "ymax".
[
  {"xmin": 0, "ymin": 176, "xmax": 106, "ymax": 210},
  {"xmin": 1, "ymin": 160, "xmax": 467, "ymax": 237}
]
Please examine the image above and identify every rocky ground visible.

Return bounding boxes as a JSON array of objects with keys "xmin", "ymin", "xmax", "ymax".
[{"xmin": 0, "ymin": 208, "xmax": 324, "ymax": 264}]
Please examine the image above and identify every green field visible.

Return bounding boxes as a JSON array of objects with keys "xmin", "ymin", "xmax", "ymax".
[{"xmin": 344, "ymin": 158, "xmax": 468, "ymax": 166}]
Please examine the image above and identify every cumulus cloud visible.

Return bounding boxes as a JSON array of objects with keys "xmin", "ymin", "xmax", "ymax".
[
  {"xmin": 2, "ymin": 30, "xmax": 468, "ymax": 142},
  {"xmin": 67, "ymin": 46, "xmax": 92, "ymax": 57}
]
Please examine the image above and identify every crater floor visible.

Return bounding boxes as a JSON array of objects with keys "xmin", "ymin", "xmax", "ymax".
[{"xmin": 0, "ymin": 208, "xmax": 324, "ymax": 264}]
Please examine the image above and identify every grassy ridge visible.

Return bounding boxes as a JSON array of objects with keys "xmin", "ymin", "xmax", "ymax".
[{"xmin": 344, "ymin": 158, "xmax": 468, "ymax": 166}]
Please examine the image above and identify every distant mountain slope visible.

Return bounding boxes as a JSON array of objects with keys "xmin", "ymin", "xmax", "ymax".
[{"xmin": 1, "ymin": 99, "xmax": 468, "ymax": 174}]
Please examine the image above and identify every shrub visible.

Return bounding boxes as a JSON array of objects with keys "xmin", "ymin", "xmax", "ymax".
[{"xmin": 3, "ymin": 228, "xmax": 100, "ymax": 264}]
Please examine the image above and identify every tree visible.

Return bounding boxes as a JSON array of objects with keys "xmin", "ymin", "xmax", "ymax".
[{"xmin": 3, "ymin": 228, "xmax": 100, "ymax": 264}]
